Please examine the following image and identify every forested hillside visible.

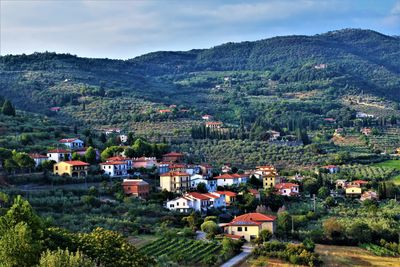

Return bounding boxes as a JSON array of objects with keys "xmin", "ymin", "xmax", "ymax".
[{"xmin": 0, "ymin": 29, "xmax": 399, "ymax": 134}]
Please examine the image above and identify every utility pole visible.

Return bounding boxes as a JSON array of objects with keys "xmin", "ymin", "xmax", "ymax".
[{"xmin": 313, "ymin": 194, "xmax": 316, "ymax": 212}]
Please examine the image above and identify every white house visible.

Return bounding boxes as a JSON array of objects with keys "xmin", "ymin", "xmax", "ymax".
[
  {"xmin": 322, "ymin": 165, "xmax": 339, "ymax": 174},
  {"xmin": 47, "ymin": 149, "xmax": 72, "ymax": 163},
  {"xmin": 58, "ymin": 138, "xmax": 84, "ymax": 149},
  {"xmin": 29, "ymin": 154, "xmax": 49, "ymax": 167},
  {"xmin": 119, "ymin": 134, "xmax": 128, "ymax": 143},
  {"xmin": 275, "ymin": 183, "xmax": 299, "ymax": 196},
  {"xmin": 190, "ymin": 174, "xmax": 217, "ymax": 192},
  {"xmin": 356, "ymin": 112, "xmax": 374, "ymax": 118},
  {"xmin": 267, "ymin": 130, "xmax": 281, "ymax": 141},
  {"xmin": 214, "ymin": 173, "xmax": 248, "ymax": 187},
  {"xmin": 100, "ymin": 161, "xmax": 129, "ymax": 177},
  {"xmin": 166, "ymin": 192, "xmax": 226, "ymax": 212},
  {"xmin": 107, "ymin": 156, "xmax": 133, "ymax": 169}
]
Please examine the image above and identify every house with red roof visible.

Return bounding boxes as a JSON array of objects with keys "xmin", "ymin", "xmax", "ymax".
[
  {"xmin": 223, "ymin": 213, "xmax": 276, "ymax": 242},
  {"xmin": 122, "ymin": 179, "xmax": 150, "ymax": 198},
  {"xmin": 214, "ymin": 191, "xmax": 237, "ymax": 205},
  {"xmin": 275, "ymin": 183, "xmax": 299, "ymax": 196},
  {"xmin": 214, "ymin": 173, "xmax": 248, "ymax": 187},
  {"xmin": 47, "ymin": 149, "xmax": 72, "ymax": 163},
  {"xmin": 58, "ymin": 138, "xmax": 84, "ymax": 149},
  {"xmin": 165, "ymin": 191, "xmax": 226, "ymax": 212},
  {"xmin": 29, "ymin": 153, "xmax": 48, "ymax": 167},
  {"xmin": 350, "ymin": 180, "xmax": 368, "ymax": 187},
  {"xmin": 100, "ymin": 161, "xmax": 129, "ymax": 177},
  {"xmin": 53, "ymin": 160, "xmax": 89, "ymax": 177},
  {"xmin": 160, "ymin": 171, "xmax": 191, "ymax": 193},
  {"xmin": 132, "ymin": 157, "xmax": 157, "ymax": 169},
  {"xmin": 162, "ymin": 152, "xmax": 184, "ymax": 163},
  {"xmin": 322, "ymin": 165, "xmax": 339, "ymax": 174}
]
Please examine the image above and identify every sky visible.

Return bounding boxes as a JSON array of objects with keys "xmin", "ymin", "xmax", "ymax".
[{"xmin": 1, "ymin": 0, "xmax": 399, "ymax": 59}]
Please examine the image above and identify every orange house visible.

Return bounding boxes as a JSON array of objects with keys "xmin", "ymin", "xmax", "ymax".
[{"xmin": 122, "ymin": 179, "xmax": 150, "ymax": 198}]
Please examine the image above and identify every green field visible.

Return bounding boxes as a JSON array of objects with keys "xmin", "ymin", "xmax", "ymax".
[{"xmin": 373, "ymin": 160, "xmax": 400, "ymax": 185}]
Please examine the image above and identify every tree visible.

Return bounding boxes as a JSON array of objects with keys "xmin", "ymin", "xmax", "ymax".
[
  {"xmin": 41, "ymin": 160, "xmax": 56, "ymax": 172},
  {"xmin": 324, "ymin": 196, "xmax": 335, "ymax": 207},
  {"xmin": 124, "ymin": 147, "xmax": 135, "ymax": 158},
  {"xmin": 318, "ymin": 186, "xmax": 330, "ymax": 199},
  {"xmin": 197, "ymin": 182, "xmax": 208, "ymax": 193},
  {"xmin": 255, "ymin": 229, "xmax": 272, "ymax": 244},
  {"xmin": 12, "ymin": 152, "xmax": 35, "ymax": 171},
  {"xmin": 277, "ymin": 211, "xmax": 291, "ymax": 234},
  {"xmin": 323, "ymin": 217, "xmax": 344, "ymax": 241},
  {"xmin": 2, "ymin": 100, "xmax": 16, "ymax": 116},
  {"xmin": 0, "ymin": 147, "xmax": 12, "ymax": 165},
  {"xmin": 4, "ymin": 158, "xmax": 18, "ymax": 173},
  {"xmin": 0, "ymin": 222, "xmax": 41, "ymax": 267},
  {"xmin": 248, "ymin": 175, "xmax": 263, "ymax": 188},
  {"xmin": 85, "ymin": 147, "xmax": 97, "ymax": 164},
  {"xmin": 100, "ymin": 146, "xmax": 124, "ymax": 162},
  {"xmin": 99, "ymin": 133, "xmax": 107, "ymax": 143},
  {"xmin": 200, "ymin": 220, "xmax": 219, "ymax": 239},
  {"xmin": 77, "ymin": 227, "xmax": 153, "ymax": 267},
  {"xmin": 303, "ymin": 178, "xmax": 319, "ymax": 195},
  {"xmin": 127, "ymin": 132, "xmax": 135, "ymax": 145},
  {"xmin": 39, "ymin": 249, "xmax": 95, "ymax": 267}
]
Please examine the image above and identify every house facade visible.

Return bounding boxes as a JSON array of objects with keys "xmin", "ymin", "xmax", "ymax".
[
  {"xmin": 162, "ymin": 152, "xmax": 184, "ymax": 163},
  {"xmin": 215, "ymin": 191, "xmax": 237, "ymax": 205},
  {"xmin": 275, "ymin": 183, "xmax": 299, "ymax": 196},
  {"xmin": 190, "ymin": 174, "xmax": 217, "ymax": 192},
  {"xmin": 29, "ymin": 154, "xmax": 48, "ymax": 167},
  {"xmin": 59, "ymin": 138, "xmax": 84, "ymax": 149},
  {"xmin": 223, "ymin": 213, "xmax": 276, "ymax": 242},
  {"xmin": 166, "ymin": 192, "xmax": 226, "ymax": 212},
  {"xmin": 214, "ymin": 173, "xmax": 248, "ymax": 187},
  {"xmin": 100, "ymin": 161, "xmax": 129, "ymax": 177},
  {"xmin": 47, "ymin": 149, "xmax": 72, "ymax": 163},
  {"xmin": 53, "ymin": 161, "xmax": 89, "ymax": 177},
  {"xmin": 122, "ymin": 179, "xmax": 150, "ymax": 198},
  {"xmin": 132, "ymin": 157, "xmax": 157, "ymax": 169},
  {"xmin": 254, "ymin": 166, "xmax": 280, "ymax": 189},
  {"xmin": 160, "ymin": 171, "xmax": 190, "ymax": 193}
]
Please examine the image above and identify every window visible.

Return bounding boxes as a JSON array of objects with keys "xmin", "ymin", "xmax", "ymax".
[
  {"xmin": 169, "ymin": 204, "xmax": 174, "ymax": 208},
  {"xmin": 237, "ymin": 227, "xmax": 242, "ymax": 232},
  {"xmin": 55, "ymin": 166, "xmax": 58, "ymax": 170},
  {"xmin": 245, "ymin": 227, "xmax": 247, "ymax": 231},
  {"xmin": 177, "ymin": 202, "xmax": 179, "ymax": 206}
]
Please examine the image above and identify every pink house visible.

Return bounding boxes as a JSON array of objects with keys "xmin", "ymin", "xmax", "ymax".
[{"xmin": 132, "ymin": 157, "xmax": 157, "ymax": 169}]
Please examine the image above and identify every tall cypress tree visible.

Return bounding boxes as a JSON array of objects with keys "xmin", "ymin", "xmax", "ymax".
[{"xmin": 2, "ymin": 100, "xmax": 15, "ymax": 116}]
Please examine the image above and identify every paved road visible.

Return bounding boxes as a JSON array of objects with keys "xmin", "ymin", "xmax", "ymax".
[{"xmin": 220, "ymin": 245, "xmax": 252, "ymax": 267}]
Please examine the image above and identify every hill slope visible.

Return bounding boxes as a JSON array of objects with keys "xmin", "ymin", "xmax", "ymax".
[{"xmin": 0, "ymin": 29, "xmax": 399, "ymax": 132}]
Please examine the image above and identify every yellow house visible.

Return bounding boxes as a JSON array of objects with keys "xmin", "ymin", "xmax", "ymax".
[
  {"xmin": 53, "ymin": 161, "xmax": 89, "ymax": 177},
  {"xmin": 224, "ymin": 213, "xmax": 276, "ymax": 242},
  {"xmin": 345, "ymin": 186, "xmax": 362, "ymax": 197},
  {"xmin": 215, "ymin": 191, "xmax": 237, "ymax": 205},
  {"xmin": 160, "ymin": 171, "xmax": 190, "ymax": 193},
  {"xmin": 255, "ymin": 166, "xmax": 280, "ymax": 189}
]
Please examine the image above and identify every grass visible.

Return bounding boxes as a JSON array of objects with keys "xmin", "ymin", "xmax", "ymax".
[
  {"xmin": 373, "ymin": 160, "xmax": 400, "ymax": 185},
  {"xmin": 128, "ymin": 235, "xmax": 158, "ymax": 248},
  {"xmin": 315, "ymin": 244, "xmax": 400, "ymax": 267}
]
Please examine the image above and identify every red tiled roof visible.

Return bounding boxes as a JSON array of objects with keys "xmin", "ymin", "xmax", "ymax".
[
  {"xmin": 122, "ymin": 180, "xmax": 148, "ymax": 186},
  {"xmin": 352, "ymin": 180, "xmax": 368, "ymax": 184},
  {"xmin": 48, "ymin": 149, "xmax": 71, "ymax": 153},
  {"xmin": 248, "ymin": 189, "xmax": 259, "ymax": 195},
  {"xmin": 100, "ymin": 161, "xmax": 126, "ymax": 165},
  {"xmin": 216, "ymin": 191, "xmax": 237, "ymax": 197},
  {"xmin": 275, "ymin": 183, "xmax": 299, "ymax": 190},
  {"xmin": 62, "ymin": 161, "xmax": 89, "ymax": 166},
  {"xmin": 187, "ymin": 192, "xmax": 211, "ymax": 200},
  {"xmin": 205, "ymin": 121, "xmax": 222, "ymax": 125},
  {"xmin": 29, "ymin": 153, "xmax": 48, "ymax": 159},
  {"xmin": 322, "ymin": 165, "xmax": 337, "ymax": 169},
  {"xmin": 107, "ymin": 156, "xmax": 131, "ymax": 161},
  {"xmin": 228, "ymin": 213, "xmax": 276, "ymax": 226},
  {"xmin": 160, "ymin": 171, "xmax": 189, "ymax": 177},
  {"xmin": 59, "ymin": 138, "xmax": 81, "ymax": 143},
  {"xmin": 202, "ymin": 193, "xmax": 219, "ymax": 199},
  {"xmin": 170, "ymin": 164, "xmax": 187, "ymax": 169}
]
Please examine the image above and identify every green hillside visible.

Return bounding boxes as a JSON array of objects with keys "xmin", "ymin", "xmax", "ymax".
[{"xmin": 0, "ymin": 29, "xmax": 399, "ymax": 136}]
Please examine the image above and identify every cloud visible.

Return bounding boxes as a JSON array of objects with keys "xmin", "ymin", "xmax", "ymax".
[
  {"xmin": 383, "ymin": 1, "xmax": 400, "ymax": 26},
  {"xmin": 0, "ymin": 0, "xmax": 399, "ymax": 59}
]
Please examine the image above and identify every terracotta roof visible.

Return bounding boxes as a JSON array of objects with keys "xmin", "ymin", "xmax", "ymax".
[
  {"xmin": 61, "ymin": 161, "xmax": 89, "ymax": 166},
  {"xmin": 205, "ymin": 121, "xmax": 223, "ymax": 125},
  {"xmin": 322, "ymin": 165, "xmax": 337, "ymax": 169},
  {"xmin": 248, "ymin": 189, "xmax": 259, "ymax": 195},
  {"xmin": 160, "ymin": 171, "xmax": 189, "ymax": 177},
  {"xmin": 170, "ymin": 164, "xmax": 187, "ymax": 169},
  {"xmin": 100, "ymin": 161, "xmax": 127, "ymax": 165},
  {"xmin": 215, "ymin": 173, "xmax": 246, "ymax": 179},
  {"xmin": 187, "ymin": 192, "xmax": 211, "ymax": 200},
  {"xmin": 275, "ymin": 183, "xmax": 299, "ymax": 190},
  {"xmin": 122, "ymin": 179, "xmax": 148, "ymax": 186},
  {"xmin": 228, "ymin": 213, "xmax": 276, "ymax": 226},
  {"xmin": 159, "ymin": 109, "xmax": 172, "ymax": 113},
  {"xmin": 216, "ymin": 191, "xmax": 237, "ymax": 197},
  {"xmin": 59, "ymin": 138, "xmax": 81, "ymax": 143},
  {"xmin": 352, "ymin": 180, "xmax": 368, "ymax": 185},
  {"xmin": 48, "ymin": 149, "xmax": 71, "ymax": 153},
  {"xmin": 29, "ymin": 153, "xmax": 48, "ymax": 159},
  {"xmin": 202, "ymin": 193, "xmax": 219, "ymax": 199},
  {"xmin": 107, "ymin": 156, "xmax": 131, "ymax": 161}
]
